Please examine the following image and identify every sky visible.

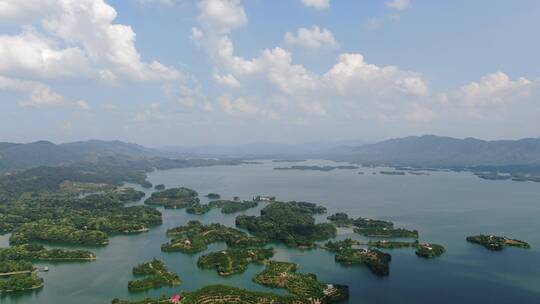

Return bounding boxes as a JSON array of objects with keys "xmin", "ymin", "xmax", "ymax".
[{"xmin": 0, "ymin": 0, "xmax": 539, "ymax": 147}]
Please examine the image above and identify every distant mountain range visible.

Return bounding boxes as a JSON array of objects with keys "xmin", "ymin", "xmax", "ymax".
[
  {"xmin": 0, "ymin": 140, "xmax": 159, "ymax": 171},
  {"xmin": 334, "ymin": 135, "xmax": 540, "ymax": 167},
  {"xmin": 2, "ymin": 135, "xmax": 540, "ymax": 172}
]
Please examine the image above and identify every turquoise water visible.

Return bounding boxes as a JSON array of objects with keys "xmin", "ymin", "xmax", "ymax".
[{"xmin": 1, "ymin": 159, "xmax": 540, "ymax": 304}]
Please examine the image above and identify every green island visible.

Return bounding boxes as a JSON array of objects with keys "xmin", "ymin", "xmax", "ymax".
[
  {"xmin": 326, "ymin": 213, "xmax": 418, "ymax": 238},
  {"xmin": 161, "ymin": 221, "xmax": 264, "ymax": 254},
  {"xmin": 154, "ymin": 184, "xmax": 166, "ymax": 191},
  {"xmin": 235, "ymin": 201, "xmax": 335, "ymax": 247},
  {"xmin": 187, "ymin": 200, "xmax": 258, "ymax": 215},
  {"xmin": 112, "ymin": 285, "xmax": 303, "ymax": 304},
  {"xmin": 0, "ymin": 244, "xmax": 96, "ymax": 293},
  {"xmin": 368, "ymin": 240, "xmax": 445, "ymax": 258},
  {"xmin": 336, "ymin": 248, "xmax": 391, "ymax": 276},
  {"xmin": 324, "ymin": 239, "xmax": 391, "ymax": 276},
  {"xmin": 466, "ymin": 235, "xmax": 531, "ymax": 251},
  {"xmin": 197, "ymin": 248, "xmax": 274, "ymax": 276},
  {"xmin": 0, "ymin": 244, "xmax": 96, "ymax": 264},
  {"xmin": 128, "ymin": 259, "xmax": 181, "ymax": 292},
  {"xmin": 254, "ymin": 261, "xmax": 349, "ymax": 303},
  {"xmin": 205, "ymin": 193, "xmax": 221, "ymax": 199},
  {"xmin": 144, "ymin": 187, "xmax": 199, "ymax": 209},
  {"xmin": 0, "ymin": 273, "xmax": 44, "ymax": 293},
  {"xmin": 274, "ymin": 165, "xmax": 359, "ymax": 171},
  {"xmin": 415, "ymin": 243, "xmax": 446, "ymax": 258},
  {"xmin": 368, "ymin": 240, "xmax": 418, "ymax": 249},
  {"xmin": 379, "ymin": 171, "xmax": 406, "ymax": 176},
  {"xmin": 322, "ymin": 238, "xmax": 361, "ymax": 251},
  {"xmin": 2, "ymin": 183, "xmax": 161, "ymax": 244}
]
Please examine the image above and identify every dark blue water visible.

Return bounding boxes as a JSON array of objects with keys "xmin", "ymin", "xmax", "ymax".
[{"xmin": 1, "ymin": 160, "xmax": 539, "ymax": 303}]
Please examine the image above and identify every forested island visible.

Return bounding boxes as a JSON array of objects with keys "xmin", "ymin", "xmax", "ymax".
[
  {"xmin": 186, "ymin": 200, "xmax": 258, "ymax": 215},
  {"xmin": 327, "ymin": 213, "xmax": 418, "ymax": 238},
  {"xmin": 197, "ymin": 248, "xmax": 274, "ymax": 276},
  {"xmin": 324, "ymin": 239, "xmax": 392, "ymax": 276},
  {"xmin": 128, "ymin": 259, "xmax": 181, "ymax": 292},
  {"xmin": 144, "ymin": 187, "xmax": 199, "ymax": 209},
  {"xmin": 235, "ymin": 201, "xmax": 335, "ymax": 247},
  {"xmin": 254, "ymin": 261, "xmax": 349, "ymax": 302},
  {"xmin": 161, "ymin": 221, "xmax": 264, "ymax": 254},
  {"xmin": 274, "ymin": 165, "xmax": 359, "ymax": 171},
  {"xmin": 0, "ymin": 244, "xmax": 96, "ymax": 293},
  {"xmin": 114, "ymin": 261, "xmax": 349, "ymax": 304},
  {"xmin": 466, "ymin": 235, "xmax": 530, "ymax": 251}
]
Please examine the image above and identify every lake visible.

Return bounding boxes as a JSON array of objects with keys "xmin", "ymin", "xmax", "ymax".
[{"xmin": 1, "ymin": 159, "xmax": 540, "ymax": 304}]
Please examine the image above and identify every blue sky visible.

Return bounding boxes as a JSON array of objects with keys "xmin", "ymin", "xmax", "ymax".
[{"xmin": 1, "ymin": 0, "xmax": 539, "ymax": 147}]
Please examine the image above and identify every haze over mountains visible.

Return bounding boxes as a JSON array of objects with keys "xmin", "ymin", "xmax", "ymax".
[{"xmin": 2, "ymin": 135, "xmax": 540, "ymax": 171}]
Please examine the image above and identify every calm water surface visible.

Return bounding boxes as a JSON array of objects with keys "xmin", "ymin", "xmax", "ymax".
[{"xmin": 1, "ymin": 160, "xmax": 540, "ymax": 304}]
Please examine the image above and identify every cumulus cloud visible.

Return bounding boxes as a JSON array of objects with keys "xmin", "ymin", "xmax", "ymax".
[
  {"xmin": 385, "ymin": 0, "xmax": 412, "ymax": 10},
  {"xmin": 191, "ymin": 0, "xmax": 432, "ymax": 121},
  {"xmin": 300, "ymin": 0, "xmax": 330, "ymax": 10},
  {"xmin": 219, "ymin": 96, "xmax": 278, "ymax": 119},
  {"xmin": 285, "ymin": 26, "xmax": 338, "ymax": 50},
  {"xmin": 324, "ymin": 53, "xmax": 428, "ymax": 97},
  {"xmin": 0, "ymin": 75, "xmax": 88, "ymax": 109},
  {"xmin": 456, "ymin": 72, "xmax": 533, "ymax": 106},
  {"xmin": 197, "ymin": 0, "xmax": 247, "ymax": 33},
  {"xmin": 213, "ymin": 73, "xmax": 241, "ymax": 88},
  {"xmin": 0, "ymin": 0, "xmax": 180, "ymax": 82}
]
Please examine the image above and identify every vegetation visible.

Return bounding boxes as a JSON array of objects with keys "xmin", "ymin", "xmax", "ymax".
[
  {"xmin": 161, "ymin": 221, "xmax": 264, "ymax": 254},
  {"xmin": 326, "ymin": 213, "xmax": 355, "ymax": 227},
  {"xmin": 205, "ymin": 193, "xmax": 221, "ymax": 199},
  {"xmin": 0, "ymin": 273, "xmax": 44, "ymax": 293},
  {"xmin": 112, "ymin": 285, "xmax": 303, "ymax": 304},
  {"xmin": 154, "ymin": 184, "xmax": 165, "ymax": 190},
  {"xmin": 186, "ymin": 200, "xmax": 258, "ymax": 215},
  {"xmin": 415, "ymin": 244, "xmax": 446, "ymax": 258},
  {"xmin": 326, "ymin": 213, "xmax": 418, "ymax": 238},
  {"xmin": 368, "ymin": 240, "xmax": 418, "ymax": 249},
  {"xmin": 466, "ymin": 235, "xmax": 530, "ymax": 251},
  {"xmin": 323, "ymin": 239, "xmax": 360, "ymax": 252},
  {"xmin": 235, "ymin": 201, "xmax": 335, "ymax": 247},
  {"xmin": 197, "ymin": 248, "xmax": 274, "ymax": 276},
  {"xmin": 274, "ymin": 165, "xmax": 359, "ymax": 171},
  {"xmin": 0, "ymin": 244, "xmax": 95, "ymax": 263},
  {"xmin": 128, "ymin": 259, "xmax": 181, "ymax": 292},
  {"xmin": 10, "ymin": 220, "xmax": 109, "ymax": 246},
  {"xmin": 254, "ymin": 261, "xmax": 349, "ymax": 303},
  {"xmin": 379, "ymin": 171, "xmax": 406, "ymax": 175},
  {"xmin": 144, "ymin": 187, "xmax": 199, "ymax": 209},
  {"xmin": 334, "ymin": 248, "xmax": 392, "ymax": 276}
]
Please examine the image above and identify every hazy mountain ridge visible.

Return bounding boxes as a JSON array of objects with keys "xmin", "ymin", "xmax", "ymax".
[
  {"xmin": 336, "ymin": 135, "xmax": 540, "ymax": 167},
  {"xmin": 0, "ymin": 140, "xmax": 160, "ymax": 171}
]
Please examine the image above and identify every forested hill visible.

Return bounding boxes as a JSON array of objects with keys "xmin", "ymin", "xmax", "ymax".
[
  {"xmin": 0, "ymin": 140, "xmax": 159, "ymax": 171},
  {"xmin": 334, "ymin": 135, "xmax": 540, "ymax": 167}
]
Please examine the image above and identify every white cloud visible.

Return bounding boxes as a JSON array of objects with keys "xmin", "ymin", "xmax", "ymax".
[
  {"xmin": 0, "ymin": 75, "xmax": 64, "ymax": 106},
  {"xmin": 385, "ymin": 0, "xmax": 412, "ymax": 10},
  {"xmin": 404, "ymin": 103, "xmax": 435, "ymax": 122},
  {"xmin": 0, "ymin": 74, "xmax": 88, "ymax": 109},
  {"xmin": 0, "ymin": 0, "xmax": 180, "ymax": 82},
  {"xmin": 219, "ymin": 95, "xmax": 278, "ymax": 119},
  {"xmin": 300, "ymin": 0, "xmax": 330, "ymax": 10},
  {"xmin": 0, "ymin": 29, "xmax": 90, "ymax": 79},
  {"xmin": 262, "ymin": 47, "xmax": 318, "ymax": 94},
  {"xmin": 213, "ymin": 73, "xmax": 241, "ymax": 88},
  {"xmin": 285, "ymin": 26, "xmax": 338, "ymax": 49},
  {"xmin": 324, "ymin": 53, "xmax": 428, "ymax": 97},
  {"xmin": 197, "ymin": 0, "xmax": 247, "ymax": 33},
  {"xmin": 456, "ymin": 72, "xmax": 534, "ymax": 106}
]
